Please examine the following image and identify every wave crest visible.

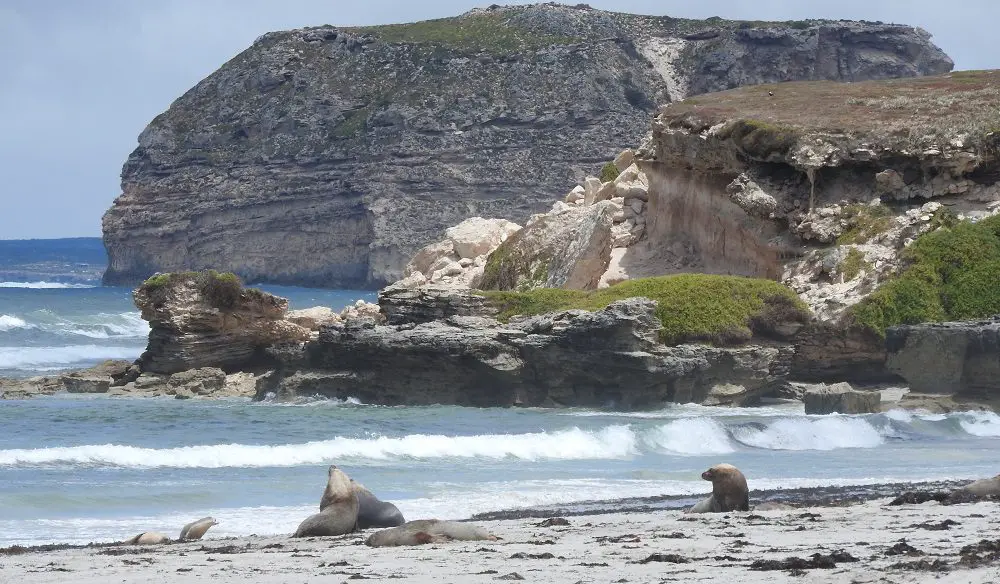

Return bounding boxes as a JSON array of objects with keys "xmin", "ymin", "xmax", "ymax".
[
  {"xmin": 731, "ymin": 417, "xmax": 884, "ymax": 451},
  {"xmin": 0, "ymin": 425, "xmax": 638, "ymax": 469}
]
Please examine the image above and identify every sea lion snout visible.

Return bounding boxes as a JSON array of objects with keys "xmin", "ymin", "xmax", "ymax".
[{"xmin": 701, "ymin": 470, "xmax": 713, "ymax": 481}]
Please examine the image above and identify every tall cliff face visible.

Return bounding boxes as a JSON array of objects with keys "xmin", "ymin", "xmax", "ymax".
[{"xmin": 102, "ymin": 3, "xmax": 953, "ymax": 288}]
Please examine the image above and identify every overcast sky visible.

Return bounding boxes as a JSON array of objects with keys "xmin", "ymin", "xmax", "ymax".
[{"xmin": 1, "ymin": 1, "xmax": 996, "ymax": 239}]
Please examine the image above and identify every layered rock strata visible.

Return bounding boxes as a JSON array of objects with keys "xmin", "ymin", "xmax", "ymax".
[
  {"xmin": 102, "ymin": 4, "xmax": 953, "ymax": 288},
  {"xmin": 258, "ymin": 297, "xmax": 792, "ymax": 408}
]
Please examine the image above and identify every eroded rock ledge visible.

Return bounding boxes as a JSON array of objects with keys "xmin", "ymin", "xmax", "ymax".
[{"xmin": 259, "ymin": 295, "xmax": 792, "ymax": 408}]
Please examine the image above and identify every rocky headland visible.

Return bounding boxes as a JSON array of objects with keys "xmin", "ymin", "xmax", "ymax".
[
  {"xmin": 12, "ymin": 20, "xmax": 1000, "ymax": 412},
  {"xmin": 101, "ymin": 3, "xmax": 952, "ymax": 288}
]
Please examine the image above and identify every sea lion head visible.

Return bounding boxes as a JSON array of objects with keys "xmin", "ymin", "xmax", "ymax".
[{"xmin": 701, "ymin": 463, "xmax": 740, "ymax": 482}]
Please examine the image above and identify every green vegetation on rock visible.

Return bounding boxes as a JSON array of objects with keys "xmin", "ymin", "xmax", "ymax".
[
  {"xmin": 478, "ymin": 274, "xmax": 810, "ymax": 345},
  {"xmin": 837, "ymin": 247, "xmax": 871, "ymax": 281},
  {"xmin": 139, "ymin": 270, "xmax": 259, "ymax": 311},
  {"xmin": 717, "ymin": 119, "xmax": 800, "ymax": 158},
  {"xmin": 837, "ymin": 204, "xmax": 895, "ymax": 244},
  {"xmin": 599, "ymin": 162, "xmax": 621, "ymax": 182},
  {"xmin": 850, "ymin": 214, "xmax": 1000, "ymax": 335},
  {"xmin": 347, "ymin": 13, "xmax": 581, "ymax": 54}
]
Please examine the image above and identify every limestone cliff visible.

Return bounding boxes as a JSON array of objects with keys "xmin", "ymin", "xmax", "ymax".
[{"xmin": 102, "ymin": 3, "xmax": 952, "ymax": 288}]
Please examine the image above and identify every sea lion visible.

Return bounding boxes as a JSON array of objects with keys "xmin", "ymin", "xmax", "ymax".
[
  {"xmin": 179, "ymin": 516, "xmax": 218, "ymax": 540},
  {"xmin": 125, "ymin": 532, "xmax": 170, "ymax": 545},
  {"xmin": 685, "ymin": 463, "xmax": 750, "ymax": 513},
  {"xmin": 346, "ymin": 480, "xmax": 406, "ymax": 529},
  {"xmin": 293, "ymin": 465, "xmax": 360, "ymax": 537},
  {"xmin": 948, "ymin": 474, "xmax": 1000, "ymax": 502},
  {"xmin": 365, "ymin": 519, "xmax": 498, "ymax": 547}
]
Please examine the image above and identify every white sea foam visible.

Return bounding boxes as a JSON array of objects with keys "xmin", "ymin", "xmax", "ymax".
[
  {"xmin": 0, "ymin": 425, "xmax": 639, "ymax": 468},
  {"xmin": 0, "ymin": 314, "xmax": 30, "ymax": 331},
  {"xmin": 0, "ymin": 345, "xmax": 141, "ymax": 370},
  {"xmin": 642, "ymin": 418, "xmax": 734, "ymax": 455},
  {"xmin": 0, "ymin": 281, "xmax": 94, "ymax": 289},
  {"xmin": 61, "ymin": 312, "xmax": 149, "ymax": 339},
  {"xmin": 731, "ymin": 416, "xmax": 884, "ymax": 450},
  {"xmin": 958, "ymin": 411, "xmax": 1000, "ymax": 437}
]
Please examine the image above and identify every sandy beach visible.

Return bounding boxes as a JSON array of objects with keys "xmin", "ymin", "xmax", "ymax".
[{"xmin": 3, "ymin": 496, "xmax": 999, "ymax": 584}]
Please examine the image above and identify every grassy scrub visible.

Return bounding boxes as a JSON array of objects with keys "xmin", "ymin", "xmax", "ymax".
[
  {"xmin": 477, "ymin": 274, "xmax": 810, "ymax": 345},
  {"xmin": 139, "ymin": 270, "xmax": 267, "ymax": 310},
  {"xmin": 850, "ymin": 214, "xmax": 1000, "ymax": 336}
]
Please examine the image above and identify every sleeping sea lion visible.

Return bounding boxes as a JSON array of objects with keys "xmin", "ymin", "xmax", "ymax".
[
  {"xmin": 125, "ymin": 532, "xmax": 170, "ymax": 545},
  {"xmin": 346, "ymin": 480, "xmax": 405, "ymax": 529},
  {"xmin": 179, "ymin": 516, "xmax": 218, "ymax": 540},
  {"xmin": 685, "ymin": 463, "xmax": 750, "ymax": 513},
  {"xmin": 948, "ymin": 474, "xmax": 1000, "ymax": 502},
  {"xmin": 293, "ymin": 465, "xmax": 360, "ymax": 537},
  {"xmin": 365, "ymin": 519, "xmax": 498, "ymax": 547}
]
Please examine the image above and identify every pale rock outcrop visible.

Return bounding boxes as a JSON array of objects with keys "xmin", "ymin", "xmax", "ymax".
[
  {"xmin": 133, "ymin": 273, "xmax": 311, "ymax": 374},
  {"xmin": 582, "ymin": 176, "xmax": 603, "ymax": 205},
  {"xmin": 398, "ymin": 218, "xmax": 521, "ymax": 290},
  {"xmin": 286, "ymin": 307, "xmax": 342, "ymax": 330},
  {"xmin": 614, "ymin": 148, "xmax": 635, "ymax": 172},
  {"xmin": 479, "ymin": 201, "xmax": 617, "ymax": 291},
  {"xmin": 445, "ymin": 218, "xmax": 521, "ymax": 260}
]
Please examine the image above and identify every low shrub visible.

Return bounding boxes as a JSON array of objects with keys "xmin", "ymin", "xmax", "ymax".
[
  {"xmin": 849, "ymin": 214, "xmax": 1000, "ymax": 335},
  {"xmin": 477, "ymin": 274, "xmax": 810, "ymax": 346},
  {"xmin": 599, "ymin": 162, "xmax": 620, "ymax": 182}
]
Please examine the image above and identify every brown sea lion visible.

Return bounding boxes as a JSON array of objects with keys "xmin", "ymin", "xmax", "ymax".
[
  {"xmin": 365, "ymin": 519, "xmax": 498, "ymax": 547},
  {"xmin": 125, "ymin": 531, "xmax": 170, "ymax": 545},
  {"xmin": 179, "ymin": 516, "xmax": 218, "ymax": 540},
  {"xmin": 293, "ymin": 465, "xmax": 360, "ymax": 537},
  {"xmin": 346, "ymin": 480, "xmax": 406, "ymax": 529},
  {"xmin": 685, "ymin": 463, "xmax": 750, "ymax": 513},
  {"xmin": 948, "ymin": 474, "xmax": 1000, "ymax": 502}
]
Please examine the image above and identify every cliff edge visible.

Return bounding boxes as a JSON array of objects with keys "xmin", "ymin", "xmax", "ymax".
[{"xmin": 101, "ymin": 3, "xmax": 952, "ymax": 288}]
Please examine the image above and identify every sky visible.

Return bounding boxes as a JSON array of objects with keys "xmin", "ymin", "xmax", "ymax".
[{"xmin": 1, "ymin": 1, "xmax": 997, "ymax": 240}]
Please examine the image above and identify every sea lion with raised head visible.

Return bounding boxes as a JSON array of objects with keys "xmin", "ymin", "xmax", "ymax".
[
  {"xmin": 344, "ymin": 480, "xmax": 405, "ymax": 529},
  {"xmin": 365, "ymin": 519, "xmax": 498, "ymax": 547},
  {"xmin": 293, "ymin": 465, "xmax": 360, "ymax": 537},
  {"xmin": 125, "ymin": 532, "xmax": 170, "ymax": 545},
  {"xmin": 179, "ymin": 516, "xmax": 218, "ymax": 540},
  {"xmin": 685, "ymin": 463, "xmax": 750, "ymax": 513}
]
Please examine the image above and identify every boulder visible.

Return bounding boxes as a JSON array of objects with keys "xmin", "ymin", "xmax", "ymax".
[
  {"xmin": 582, "ymin": 176, "xmax": 603, "ymax": 205},
  {"xmin": 168, "ymin": 367, "xmax": 227, "ymax": 396},
  {"xmin": 614, "ymin": 164, "xmax": 649, "ymax": 201},
  {"xmin": 445, "ymin": 217, "xmax": 521, "ymax": 260},
  {"xmin": 405, "ymin": 240, "xmax": 458, "ymax": 278},
  {"xmin": 480, "ymin": 201, "xmax": 616, "ymax": 291},
  {"xmin": 614, "ymin": 149, "xmax": 635, "ymax": 172},
  {"xmin": 802, "ymin": 382, "xmax": 881, "ymax": 414}
]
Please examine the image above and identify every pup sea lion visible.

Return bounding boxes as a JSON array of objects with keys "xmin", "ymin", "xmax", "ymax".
[
  {"xmin": 293, "ymin": 465, "xmax": 359, "ymax": 537},
  {"xmin": 685, "ymin": 463, "xmax": 750, "ymax": 513},
  {"xmin": 125, "ymin": 532, "xmax": 170, "ymax": 545},
  {"xmin": 179, "ymin": 516, "xmax": 218, "ymax": 540},
  {"xmin": 346, "ymin": 480, "xmax": 405, "ymax": 529},
  {"xmin": 365, "ymin": 519, "xmax": 498, "ymax": 547}
]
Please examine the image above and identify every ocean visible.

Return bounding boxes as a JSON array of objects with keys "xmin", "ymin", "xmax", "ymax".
[{"xmin": 1, "ymin": 239, "xmax": 999, "ymax": 547}]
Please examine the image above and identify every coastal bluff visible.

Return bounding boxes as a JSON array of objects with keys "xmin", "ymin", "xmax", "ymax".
[{"xmin": 101, "ymin": 3, "xmax": 952, "ymax": 288}]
